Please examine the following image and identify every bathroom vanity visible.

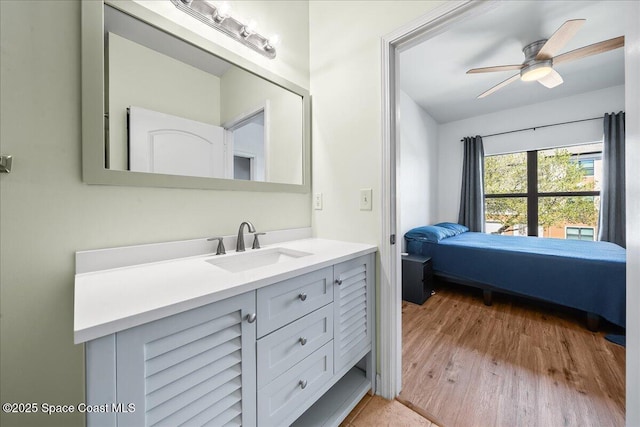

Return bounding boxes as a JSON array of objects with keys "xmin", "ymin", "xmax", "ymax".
[{"xmin": 75, "ymin": 232, "xmax": 376, "ymax": 426}]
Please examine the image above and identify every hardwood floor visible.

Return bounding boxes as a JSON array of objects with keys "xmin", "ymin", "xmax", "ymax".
[{"xmin": 400, "ymin": 282, "xmax": 625, "ymax": 427}]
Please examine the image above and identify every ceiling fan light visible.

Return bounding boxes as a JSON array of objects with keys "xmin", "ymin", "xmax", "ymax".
[{"xmin": 520, "ymin": 62, "xmax": 553, "ymax": 82}]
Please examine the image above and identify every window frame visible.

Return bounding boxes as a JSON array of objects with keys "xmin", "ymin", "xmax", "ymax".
[
  {"xmin": 566, "ymin": 226, "xmax": 595, "ymax": 241},
  {"xmin": 484, "ymin": 149, "xmax": 600, "ymax": 237}
]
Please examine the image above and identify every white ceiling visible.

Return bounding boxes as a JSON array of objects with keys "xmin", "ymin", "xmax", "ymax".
[{"xmin": 400, "ymin": 1, "xmax": 626, "ymax": 124}]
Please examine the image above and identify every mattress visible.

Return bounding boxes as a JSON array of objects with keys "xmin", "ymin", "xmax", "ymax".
[{"xmin": 406, "ymin": 231, "xmax": 626, "ymax": 327}]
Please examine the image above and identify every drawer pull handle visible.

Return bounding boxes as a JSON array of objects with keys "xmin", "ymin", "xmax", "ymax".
[
  {"xmin": 246, "ymin": 313, "xmax": 257, "ymax": 323},
  {"xmin": 299, "ymin": 379, "xmax": 308, "ymax": 389},
  {"xmin": 335, "ymin": 279, "xmax": 343, "ymax": 285},
  {"xmin": 298, "ymin": 293, "xmax": 307, "ymax": 301},
  {"xmin": 299, "ymin": 337, "xmax": 307, "ymax": 346}
]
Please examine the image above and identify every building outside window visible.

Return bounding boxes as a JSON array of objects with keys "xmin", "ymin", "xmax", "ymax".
[
  {"xmin": 577, "ymin": 158, "xmax": 595, "ymax": 176},
  {"xmin": 566, "ymin": 226, "xmax": 595, "ymax": 241},
  {"xmin": 484, "ymin": 142, "xmax": 602, "ymax": 239}
]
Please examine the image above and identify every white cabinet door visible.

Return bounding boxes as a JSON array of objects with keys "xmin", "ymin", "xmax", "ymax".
[
  {"xmin": 115, "ymin": 292, "xmax": 256, "ymax": 427},
  {"xmin": 333, "ymin": 254, "xmax": 374, "ymax": 374}
]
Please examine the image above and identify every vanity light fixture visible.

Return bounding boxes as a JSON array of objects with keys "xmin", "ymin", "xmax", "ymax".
[{"xmin": 170, "ymin": 0, "xmax": 278, "ymax": 59}]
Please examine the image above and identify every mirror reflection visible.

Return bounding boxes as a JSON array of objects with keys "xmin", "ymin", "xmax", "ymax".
[{"xmin": 104, "ymin": 5, "xmax": 303, "ymax": 185}]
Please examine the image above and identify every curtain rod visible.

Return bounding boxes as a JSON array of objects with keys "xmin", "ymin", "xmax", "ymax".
[{"xmin": 459, "ymin": 116, "xmax": 602, "ymax": 142}]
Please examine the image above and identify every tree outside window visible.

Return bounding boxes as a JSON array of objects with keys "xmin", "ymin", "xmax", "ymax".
[{"xmin": 484, "ymin": 143, "xmax": 601, "ymax": 238}]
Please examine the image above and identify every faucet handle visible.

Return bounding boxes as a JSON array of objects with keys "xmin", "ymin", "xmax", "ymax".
[
  {"xmin": 207, "ymin": 237, "xmax": 226, "ymax": 255},
  {"xmin": 252, "ymin": 232, "xmax": 266, "ymax": 250}
]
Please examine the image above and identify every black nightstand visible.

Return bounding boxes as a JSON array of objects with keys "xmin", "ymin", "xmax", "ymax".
[{"xmin": 402, "ymin": 254, "xmax": 434, "ymax": 305}]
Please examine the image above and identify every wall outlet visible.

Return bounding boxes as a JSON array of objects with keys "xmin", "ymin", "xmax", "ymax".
[
  {"xmin": 314, "ymin": 193, "xmax": 323, "ymax": 210},
  {"xmin": 360, "ymin": 188, "xmax": 372, "ymax": 211}
]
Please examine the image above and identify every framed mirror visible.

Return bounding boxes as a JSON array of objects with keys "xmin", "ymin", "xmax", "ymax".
[{"xmin": 82, "ymin": 1, "xmax": 310, "ymax": 192}]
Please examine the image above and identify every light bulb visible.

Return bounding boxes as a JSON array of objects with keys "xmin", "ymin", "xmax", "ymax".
[
  {"xmin": 211, "ymin": 1, "xmax": 230, "ymax": 22},
  {"xmin": 241, "ymin": 19, "xmax": 258, "ymax": 38},
  {"xmin": 218, "ymin": 2, "xmax": 230, "ymax": 18},
  {"xmin": 520, "ymin": 62, "xmax": 553, "ymax": 82},
  {"xmin": 246, "ymin": 20, "xmax": 258, "ymax": 34},
  {"xmin": 265, "ymin": 34, "xmax": 280, "ymax": 50}
]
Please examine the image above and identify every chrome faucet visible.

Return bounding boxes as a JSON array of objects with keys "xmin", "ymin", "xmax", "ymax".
[
  {"xmin": 207, "ymin": 236, "xmax": 226, "ymax": 255},
  {"xmin": 236, "ymin": 221, "xmax": 256, "ymax": 252}
]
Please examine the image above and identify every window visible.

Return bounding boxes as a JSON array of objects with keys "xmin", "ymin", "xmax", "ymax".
[
  {"xmin": 484, "ymin": 142, "xmax": 602, "ymax": 239},
  {"xmin": 566, "ymin": 226, "xmax": 595, "ymax": 241},
  {"xmin": 572, "ymin": 151, "xmax": 601, "ymax": 178},
  {"xmin": 578, "ymin": 159, "xmax": 595, "ymax": 176}
]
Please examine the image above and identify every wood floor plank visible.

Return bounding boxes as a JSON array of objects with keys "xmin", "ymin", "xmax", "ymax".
[{"xmin": 400, "ymin": 283, "xmax": 625, "ymax": 427}]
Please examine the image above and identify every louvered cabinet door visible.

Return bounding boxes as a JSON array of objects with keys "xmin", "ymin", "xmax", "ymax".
[
  {"xmin": 115, "ymin": 292, "xmax": 256, "ymax": 427},
  {"xmin": 333, "ymin": 254, "xmax": 374, "ymax": 374}
]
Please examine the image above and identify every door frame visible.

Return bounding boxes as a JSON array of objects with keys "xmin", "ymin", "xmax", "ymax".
[
  {"xmin": 378, "ymin": 5, "xmax": 640, "ymax": 425},
  {"xmin": 378, "ymin": 0, "xmax": 483, "ymax": 398},
  {"xmin": 223, "ymin": 100, "xmax": 271, "ymax": 181}
]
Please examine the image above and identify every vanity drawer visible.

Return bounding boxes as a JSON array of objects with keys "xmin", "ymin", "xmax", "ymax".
[
  {"xmin": 257, "ymin": 304, "xmax": 333, "ymax": 388},
  {"xmin": 257, "ymin": 341, "xmax": 333, "ymax": 427},
  {"xmin": 257, "ymin": 267, "xmax": 333, "ymax": 337}
]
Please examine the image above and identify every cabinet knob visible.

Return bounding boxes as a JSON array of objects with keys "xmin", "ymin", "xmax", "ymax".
[
  {"xmin": 298, "ymin": 293, "xmax": 307, "ymax": 301},
  {"xmin": 299, "ymin": 337, "xmax": 307, "ymax": 346},
  {"xmin": 299, "ymin": 379, "xmax": 308, "ymax": 389},
  {"xmin": 335, "ymin": 279, "xmax": 343, "ymax": 286},
  {"xmin": 246, "ymin": 313, "xmax": 257, "ymax": 323}
]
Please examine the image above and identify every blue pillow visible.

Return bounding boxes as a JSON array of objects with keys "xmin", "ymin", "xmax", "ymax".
[
  {"xmin": 405, "ymin": 225, "xmax": 457, "ymax": 243},
  {"xmin": 434, "ymin": 222, "xmax": 469, "ymax": 235}
]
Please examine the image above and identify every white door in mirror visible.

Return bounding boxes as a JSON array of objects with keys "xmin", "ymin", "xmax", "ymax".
[{"xmin": 128, "ymin": 106, "xmax": 229, "ymax": 178}]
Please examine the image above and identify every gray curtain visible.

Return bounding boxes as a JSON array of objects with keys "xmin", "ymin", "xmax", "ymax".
[
  {"xmin": 598, "ymin": 112, "xmax": 625, "ymax": 247},
  {"xmin": 458, "ymin": 136, "xmax": 485, "ymax": 232}
]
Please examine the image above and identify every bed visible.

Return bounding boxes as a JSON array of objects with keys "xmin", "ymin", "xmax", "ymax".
[{"xmin": 404, "ymin": 223, "xmax": 626, "ymax": 329}]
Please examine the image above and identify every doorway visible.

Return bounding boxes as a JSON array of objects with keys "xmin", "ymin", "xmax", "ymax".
[
  {"xmin": 379, "ymin": 1, "xmax": 640, "ymax": 424},
  {"xmin": 224, "ymin": 103, "xmax": 269, "ymax": 182}
]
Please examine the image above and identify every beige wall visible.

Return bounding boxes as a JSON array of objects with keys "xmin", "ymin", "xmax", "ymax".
[
  {"xmin": 0, "ymin": 1, "xmax": 310, "ymax": 426},
  {"xmin": 309, "ymin": 1, "xmax": 441, "ymax": 243}
]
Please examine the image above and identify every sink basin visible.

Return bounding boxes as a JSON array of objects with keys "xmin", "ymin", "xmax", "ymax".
[{"xmin": 205, "ymin": 247, "xmax": 312, "ymax": 273}]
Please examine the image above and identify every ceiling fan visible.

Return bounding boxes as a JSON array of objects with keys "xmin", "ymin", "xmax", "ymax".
[{"xmin": 468, "ymin": 19, "xmax": 624, "ymax": 98}]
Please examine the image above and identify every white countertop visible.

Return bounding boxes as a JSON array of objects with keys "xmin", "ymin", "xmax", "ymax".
[{"xmin": 74, "ymin": 238, "xmax": 376, "ymax": 343}]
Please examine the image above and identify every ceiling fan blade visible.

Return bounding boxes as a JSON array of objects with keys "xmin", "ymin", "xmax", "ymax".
[
  {"xmin": 467, "ymin": 65, "xmax": 523, "ymax": 74},
  {"xmin": 536, "ymin": 19, "xmax": 586, "ymax": 60},
  {"xmin": 553, "ymin": 36, "xmax": 625, "ymax": 65},
  {"xmin": 477, "ymin": 74, "xmax": 520, "ymax": 99},
  {"xmin": 537, "ymin": 69, "xmax": 563, "ymax": 88}
]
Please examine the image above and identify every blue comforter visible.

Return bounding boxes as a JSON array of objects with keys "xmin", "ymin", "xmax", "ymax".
[{"xmin": 406, "ymin": 232, "xmax": 626, "ymax": 327}]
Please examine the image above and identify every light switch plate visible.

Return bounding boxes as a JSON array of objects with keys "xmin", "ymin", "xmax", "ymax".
[
  {"xmin": 360, "ymin": 188, "xmax": 372, "ymax": 211},
  {"xmin": 314, "ymin": 193, "xmax": 323, "ymax": 210}
]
